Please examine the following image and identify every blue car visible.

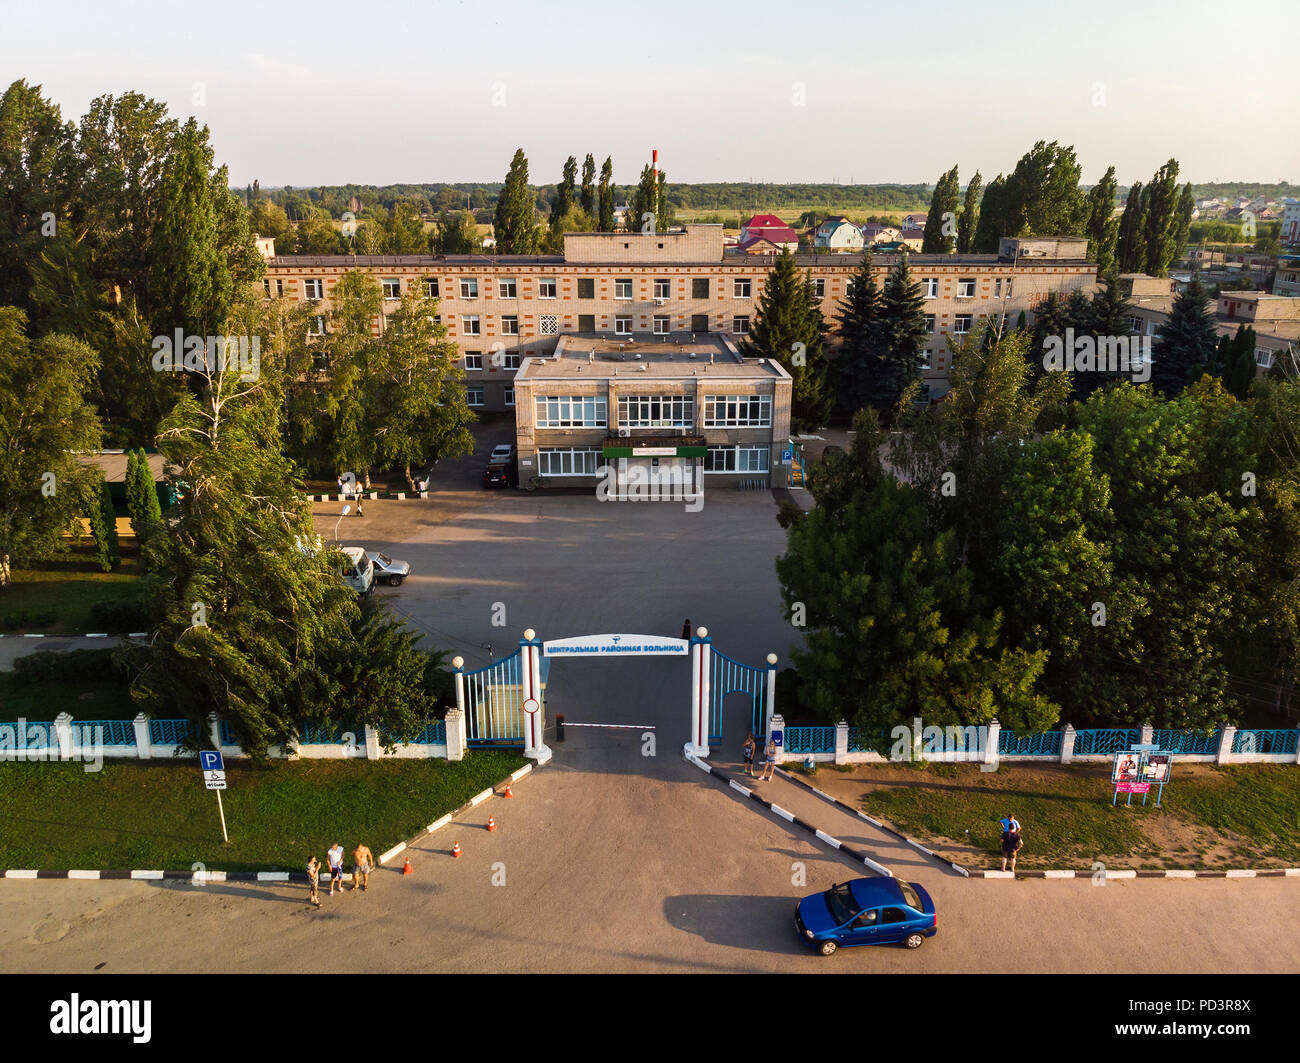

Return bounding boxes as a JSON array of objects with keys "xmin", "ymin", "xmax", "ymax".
[{"xmin": 795, "ymin": 877, "xmax": 937, "ymax": 956}]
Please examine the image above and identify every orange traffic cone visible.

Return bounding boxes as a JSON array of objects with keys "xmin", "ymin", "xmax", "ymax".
[
  {"xmin": 402, "ymin": 855, "xmax": 413, "ymax": 875},
  {"xmin": 451, "ymin": 841, "xmax": 462, "ymax": 858},
  {"xmin": 487, "ymin": 815, "xmax": 497, "ymax": 832},
  {"xmin": 502, "ymin": 783, "xmax": 513, "ymax": 798}
]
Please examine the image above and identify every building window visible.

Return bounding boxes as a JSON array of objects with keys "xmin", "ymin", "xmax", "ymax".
[
  {"xmin": 654, "ymin": 278, "xmax": 671, "ymax": 299},
  {"xmin": 308, "ymin": 315, "xmax": 326, "ymax": 336},
  {"xmin": 501, "ymin": 315, "xmax": 519, "ymax": 335},
  {"xmin": 276, "ymin": 279, "xmax": 284, "ymax": 297},
  {"xmin": 535, "ymin": 396, "xmax": 608, "ymax": 429},
  {"xmin": 382, "ymin": 278, "xmax": 401, "ymax": 300},
  {"xmin": 919, "ymin": 349, "xmax": 932, "ymax": 370},
  {"xmin": 263, "ymin": 278, "xmax": 271, "ymax": 297},
  {"xmin": 464, "ymin": 351, "xmax": 483, "ymax": 370},
  {"xmin": 466, "ymin": 386, "xmax": 485, "ymax": 407},
  {"xmin": 538, "ymin": 447, "xmax": 602, "ymax": 477},
  {"xmin": 924, "ymin": 314, "xmax": 935, "ymax": 332},
  {"xmin": 994, "ymin": 279, "xmax": 1002, "ymax": 298},
  {"xmin": 578, "ymin": 278, "xmax": 595, "ymax": 299},
  {"xmin": 540, "ymin": 315, "xmax": 559, "ymax": 336},
  {"xmin": 539, "ymin": 278, "xmax": 557, "ymax": 299},
  {"xmin": 304, "ymin": 278, "xmax": 324, "ymax": 300},
  {"xmin": 957, "ymin": 278, "xmax": 976, "ymax": 299},
  {"xmin": 733, "ymin": 315, "xmax": 750, "ymax": 335},
  {"xmin": 618, "ymin": 394, "xmax": 693, "ymax": 429},
  {"xmin": 705, "ymin": 445, "xmax": 769, "ymax": 473},
  {"xmin": 734, "ymin": 278, "xmax": 752, "ymax": 298},
  {"xmin": 423, "ymin": 277, "xmax": 440, "ymax": 298},
  {"xmin": 504, "ymin": 385, "xmax": 515, "ymax": 407},
  {"xmin": 691, "ymin": 314, "xmax": 709, "ymax": 333},
  {"xmin": 653, "ymin": 315, "xmax": 670, "ymax": 334},
  {"xmin": 703, "ymin": 394, "xmax": 772, "ymax": 428},
  {"xmin": 614, "ymin": 316, "xmax": 632, "ymax": 335},
  {"xmin": 813, "ymin": 279, "xmax": 825, "ymax": 297},
  {"xmin": 615, "ymin": 278, "xmax": 633, "ymax": 300},
  {"xmin": 923, "ymin": 278, "xmax": 938, "ymax": 299},
  {"xmin": 1006, "ymin": 279, "xmax": 1013, "ymax": 298},
  {"xmin": 578, "ymin": 314, "xmax": 595, "ymax": 331},
  {"xmin": 1256, "ymin": 348, "xmax": 1274, "ymax": 368},
  {"xmin": 953, "ymin": 314, "xmax": 972, "ymax": 336},
  {"xmin": 499, "ymin": 278, "xmax": 517, "ymax": 299},
  {"xmin": 692, "ymin": 278, "xmax": 709, "ymax": 299},
  {"xmin": 1126, "ymin": 315, "xmax": 1143, "ymax": 334},
  {"xmin": 460, "ymin": 278, "xmax": 478, "ymax": 299},
  {"xmin": 462, "ymin": 315, "xmax": 481, "ymax": 335},
  {"xmin": 501, "ymin": 353, "xmax": 522, "ymax": 370}
]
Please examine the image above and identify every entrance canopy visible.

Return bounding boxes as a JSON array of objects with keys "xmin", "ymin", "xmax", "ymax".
[{"xmin": 542, "ymin": 634, "xmax": 688, "ymax": 657}]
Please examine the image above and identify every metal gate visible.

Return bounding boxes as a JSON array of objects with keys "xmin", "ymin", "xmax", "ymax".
[
  {"xmin": 461, "ymin": 649, "xmax": 527, "ymax": 746},
  {"xmin": 710, "ymin": 648, "xmax": 770, "ymax": 743}
]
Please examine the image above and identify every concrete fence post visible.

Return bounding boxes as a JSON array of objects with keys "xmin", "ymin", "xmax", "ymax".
[
  {"xmin": 768, "ymin": 713, "xmax": 785, "ymax": 759},
  {"xmin": 133, "ymin": 714, "xmax": 151, "ymax": 760},
  {"xmin": 363, "ymin": 724, "xmax": 381, "ymax": 760},
  {"xmin": 1060, "ymin": 723, "xmax": 1076, "ymax": 765},
  {"xmin": 207, "ymin": 712, "xmax": 222, "ymax": 751},
  {"xmin": 54, "ymin": 713, "xmax": 74, "ymax": 761},
  {"xmin": 984, "ymin": 718, "xmax": 1001, "ymax": 768},
  {"xmin": 1217, "ymin": 723, "xmax": 1236, "ymax": 765},
  {"xmin": 1140, "ymin": 723, "xmax": 1154, "ymax": 746},
  {"xmin": 444, "ymin": 709, "xmax": 466, "ymax": 762},
  {"xmin": 765, "ymin": 654, "xmax": 778, "ymax": 740},
  {"xmin": 835, "ymin": 720, "xmax": 849, "ymax": 765}
]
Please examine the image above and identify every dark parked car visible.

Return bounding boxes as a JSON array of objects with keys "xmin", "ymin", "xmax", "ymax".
[
  {"xmin": 795, "ymin": 877, "xmax": 937, "ymax": 955},
  {"xmin": 482, "ymin": 459, "xmax": 518, "ymax": 488}
]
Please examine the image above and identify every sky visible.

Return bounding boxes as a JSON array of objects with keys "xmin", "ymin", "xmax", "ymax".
[{"xmin": 3, "ymin": 0, "xmax": 1297, "ymax": 190}]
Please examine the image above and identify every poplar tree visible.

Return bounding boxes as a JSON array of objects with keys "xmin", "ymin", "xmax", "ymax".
[
  {"xmin": 551, "ymin": 155, "xmax": 578, "ymax": 225},
  {"xmin": 972, "ymin": 175, "xmax": 1009, "ymax": 252},
  {"xmin": 598, "ymin": 156, "xmax": 615, "ymax": 232},
  {"xmin": 1116, "ymin": 182, "xmax": 1147, "ymax": 273},
  {"xmin": 580, "ymin": 153, "xmax": 596, "ymax": 216},
  {"xmin": 87, "ymin": 477, "xmax": 119, "ymax": 572},
  {"xmin": 493, "ymin": 148, "xmax": 538, "ymax": 253},
  {"xmin": 1142, "ymin": 159, "xmax": 1183, "ymax": 277},
  {"xmin": 957, "ymin": 171, "xmax": 982, "ymax": 254},
  {"xmin": 1084, "ymin": 166, "xmax": 1120, "ymax": 275},
  {"xmin": 922, "ymin": 166, "xmax": 959, "ymax": 253}
]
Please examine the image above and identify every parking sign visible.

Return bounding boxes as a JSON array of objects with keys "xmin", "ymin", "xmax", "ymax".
[{"xmin": 200, "ymin": 750, "xmax": 224, "ymax": 772}]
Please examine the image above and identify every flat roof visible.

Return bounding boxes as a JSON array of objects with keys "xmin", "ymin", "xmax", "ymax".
[
  {"xmin": 516, "ymin": 333, "xmax": 790, "ymax": 381},
  {"xmin": 266, "ymin": 252, "xmax": 1096, "ymax": 270}
]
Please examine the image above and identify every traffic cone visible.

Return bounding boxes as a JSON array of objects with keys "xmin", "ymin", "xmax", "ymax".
[
  {"xmin": 451, "ymin": 841, "xmax": 462, "ymax": 858},
  {"xmin": 402, "ymin": 855, "xmax": 413, "ymax": 875},
  {"xmin": 502, "ymin": 783, "xmax": 513, "ymax": 798},
  {"xmin": 487, "ymin": 815, "xmax": 497, "ymax": 832}
]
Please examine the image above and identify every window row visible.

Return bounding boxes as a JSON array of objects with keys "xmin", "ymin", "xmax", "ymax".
[
  {"xmin": 704, "ymin": 446, "xmax": 770, "ymax": 473},
  {"xmin": 618, "ymin": 395, "xmax": 693, "ymax": 428},
  {"xmin": 535, "ymin": 396, "xmax": 608, "ymax": 428},
  {"xmin": 701, "ymin": 394, "xmax": 772, "ymax": 427},
  {"xmin": 538, "ymin": 447, "xmax": 603, "ymax": 477}
]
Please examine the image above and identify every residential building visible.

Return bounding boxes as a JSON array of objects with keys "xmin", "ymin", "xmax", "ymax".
[
  {"xmin": 1281, "ymin": 199, "xmax": 1300, "ymax": 246},
  {"xmin": 1274, "ymin": 255, "xmax": 1300, "ymax": 298},
  {"xmin": 813, "ymin": 217, "xmax": 864, "ymax": 252},
  {"xmin": 738, "ymin": 214, "xmax": 799, "ymax": 252},
  {"xmin": 902, "ymin": 213, "xmax": 927, "ymax": 229}
]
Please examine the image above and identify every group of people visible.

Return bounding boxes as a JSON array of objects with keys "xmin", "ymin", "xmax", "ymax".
[
  {"xmin": 304, "ymin": 842, "xmax": 374, "ymax": 908},
  {"xmin": 740, "ymin": 732, "xmax": 777, "ymax": 781},
  {"xmin": 999, "ymin": 815, "xmax": 1024, "ymax": 872}
]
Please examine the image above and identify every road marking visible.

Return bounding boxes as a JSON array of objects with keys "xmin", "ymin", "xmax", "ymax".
[
  {"xmin": 468, "ymin": 787, "xmax": 494, "ymax": 807},
  {"xmin": 130, "ymin": 871, "xmax": 164, "ymax": 880},
  {"xmin": 257, "ymin": 872, "xmax": 290, "ymax": 882},
  {"xmin": 1105, "ymin": 870, "xmax": 1137, "ymax": 879},
  {"xmin": 426, "ymin": 814, "xmax": 453, "ymax": 833},
  {"xmin": 67, "ymin": 870, "xmax": 100, "ymax": 880},
  {"xmin": 4, "ymin": 870, "xmax": 37, "ymax": 879},
  {"xmin": 561, "ymin": 723, "xmax": 657, "ymax": 729}
]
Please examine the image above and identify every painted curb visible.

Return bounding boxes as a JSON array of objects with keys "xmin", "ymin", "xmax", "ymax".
[
  {"xmin": 0, "ymin": 763, "xmax": 539, "ymax": 881},
  {"xmin": 0, "ymin": 632, "xmax": 150, "ymax": 640},
  {"xmin": 773, "ymin": 767, "xmax": 970, "ymax": 877},
  {"xmin": 686, "ymin": 753, "xmax": 893, "ymax": 878},
  {"xmin": 309, "ymin": 492, "xmax": 431, "ymax": 503}
]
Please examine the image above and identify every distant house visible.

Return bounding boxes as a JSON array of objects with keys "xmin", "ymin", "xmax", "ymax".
[
  {"xmin": 903, "ymin": 213, "xmax": 927, "ymax": 229},
  {"xmin": 897, "ymin": 227, "xmax": 925, "ymax": 251},
  {"xmin": 1281, "ymin": 199, "xmax": 1300, "ymax": 246},
  {"xmin": 739, "ymin": 214, "xmax": 799, "ymax": 251},
  {"xmin": 814, "ymin": 216, "xmax": 864, "ymax": 252},
  {"xmin": 734, "ymin": 236, "xmax": 787, "ymax": 255},
  {"xmin": 860, "ymin": 223, "xmax": 900, "ymax": 245}
]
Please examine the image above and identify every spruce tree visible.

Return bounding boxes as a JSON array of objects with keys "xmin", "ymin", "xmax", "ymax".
[
  {"xmin": 1152, "ymin": 278, "xmax": 1218, "ymax": 395},
  {"xmin": 957, "ymin": 171, "xmax": 982, "ymax": 254},
  {"xmin": 580, "ymin": 153, "xmax": 596, "ymax": 216},
  {"xmin": 597, "ymin": 157, "xmax": 615, "ymax": 232},
  {"xmin": 493, "ymin": 148, "xmax": 539, "ymax": 253},
  {"xmin": 1084, "ymin": 166, "xmax": 1120, "ymax": 275},
  {"xmin": 1225, "ymin": 325, "xmax": 1258, "ymax": 399},
  {"xmin": 834, "ymin": 251, "xmax": 882, "ymax": 414},
  {"xmin": 88, "ymin": 478, "xmax": 119, "ymax": 572},
  {"xmin": 922, "ymin": 166, "xmax": 959, "ymax": 253},
  {"xmin": 740, "ymin": 249, "xmax": 830, "ymax": 431},
  {"xmin": 874, "ymin": 255, "xmax": 929, "ymax": 414}
]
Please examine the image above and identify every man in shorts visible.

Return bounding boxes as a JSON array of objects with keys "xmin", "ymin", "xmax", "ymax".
[
  {"xmin": 1001, "ymin": 826, "xmax": 1024, "ymax": 872},
  {"xmin": 306, "ymin": 855, "xmax": 322, "ymax": 908},
  {"xmin": 327, "ymin": 842, "xmax": 345, "ymax": 895},
  {"xmin": 352, "ymin": 842, "xmax": 374, "ymax": 892}
]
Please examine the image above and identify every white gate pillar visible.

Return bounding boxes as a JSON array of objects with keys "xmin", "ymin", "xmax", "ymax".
[
  {"xmin": 685, "ymin": 626, "xmax": 711, "ymax": 760},
  {"xmin": 521, "ymin": 629, "xmax": 552, "ymax": 764}
]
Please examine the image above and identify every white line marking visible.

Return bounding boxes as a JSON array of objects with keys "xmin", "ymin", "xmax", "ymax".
[
  {"xmin": 426, "ymin": 814, "xmax": 453, "ymax": 833},
  {"xmin": 1043, "ymin": 870, "xmax": 1075, "ymax": 879},
  {"xmin": 984, "ymin": 870, "xmax": 1015, "ymax": 879},
  {"xmin": 1225, "ymin": 869, "xmax": 1256, "ymax": 878},
  {"xmin": 1286, "ymin": 868, "xmax": 1300, "ymax": 877},
  {"xmin": 511, "ymin": 764, "xmax": 533, "ymax": 781},
  {"xmin": 729, "ymin": 780, "xmax": 752, "ymax": 798},
  {"xmin": 1164, "ymin": 870, "xmax": 1196, "ymax": 878},
  {"xmin": 1106, "ymin": 870, "xmax": 1137, "ymax": 879},
  {"xmin": 257, "ymin": 872, "xmax": 290, "ymax": 882},
  {"xmin": 561, "ymin": 723, "xmax": 657, "ymax": 729},
  {"xmin": 378, "ymin": 843, "xmax": 406, "ymax": 865}
]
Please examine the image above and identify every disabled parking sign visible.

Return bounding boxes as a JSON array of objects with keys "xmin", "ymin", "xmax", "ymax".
[{"xmin": 199, "ymin": 750, "xmax": 224, "ymax": 772}]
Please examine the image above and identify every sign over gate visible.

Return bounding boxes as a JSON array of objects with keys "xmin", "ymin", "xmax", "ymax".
[{"xmin": 542, "ymin": 634, "xmax": 688, "ymax": 657}]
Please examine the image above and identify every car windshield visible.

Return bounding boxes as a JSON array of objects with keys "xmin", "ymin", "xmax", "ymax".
[
  {"xmin": 899, "ymin": 882, "xmax": 922, "ymax": 910},
  {"xmin": 824, "ymin": 882, "xmax": 858, "ymax": 925},
  {"xmin": 376, "ymin": 553, "xmax": 392, "ymax": 566}
]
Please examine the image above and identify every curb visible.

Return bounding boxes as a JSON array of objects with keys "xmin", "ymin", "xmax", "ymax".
[
  {"xmin": 0, "ymin": 763, "xmax": 538, "ymax": 882},
  {"xmin": 968, "ymin": 867, "xmax": 1300, "ymax": 879},
  {"xmin": 309, "ymin": 492, "xmax": 429, "ymax": 503},
  {"xmin": 377, "ymin": 762, "xmax": 536, "ymax": 865},
  {"xmin": 684, "ymin": 753, "xmax": 894, "ymax": 878},
  {"xmin": 0, "ymin": 632, "xmax": 150, "ymax": 640},
  {"xmin": 772, "ymin": 767, "xmax": 971, "ymax": 877}
]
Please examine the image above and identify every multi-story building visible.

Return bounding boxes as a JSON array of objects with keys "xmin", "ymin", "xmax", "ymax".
[{"xmin": 263, "ymin": 224, "xmax": 1099, "ymax": 411}]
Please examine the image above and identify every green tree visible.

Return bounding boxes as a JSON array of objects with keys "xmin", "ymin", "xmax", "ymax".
[
  {"xmin": 956, "ymin": 171, "xmax": 982, "ymax": 254},
  {"xmin": 1224, "ymin": 325, "xmax": 1258, "ymax": 399},
  {"xmin": 551, "ymin": 155, "xmax": 577, "ymax": 225},
  {"xmin": 740, "ymin": 248, "xmax": 830, "ymax": 431},
  {"xmin": 1142, "ymin": 159, "xmax": 1184, "ymax": 277},
  {"xmin": 0, "ymin": 311, "xmax": 102, "ymax": 588},
  {"xmin": 597, "ymin": 156, "xmax": 615, "ymax": 232},
  {"xmin": 493, "ymin": 148, "xmax": 539, "ymax": 253},
  {"xmin": 433, "ymin": 210, "xmax": 478, "ymax": 254},
  {"xmin": 1152, "ymin": 278, "xmax": 1218, "ymax": 395},
  {"xmin": 1084, "ymin": 166, "xmax": 1120, "ymax": 275},
  {"xmin": 1116, "ymin": 181, "xmax": 1148, "ymax": 273},
  {"xmin": 86, "ymin": 475, "xmax": 118, "ymax": 573},
  {"xmin": 971, "ymin": 174, "xmax": 1009, "ymax": 253},
  {"xmin": 1004, "ymin": 141, "xmax": 1087, "ymax": 238},
  {"xmin": 873, "ymin": 255, "xmax": 929, "ymax": 415},
  {"xmin": 580, "ymin": 153, "xmax": 596, "ymax": 216},
  {"xmin": 833, "ymin": 250, "xmax": 882, "ymax": 414},
  {"xmin": 921, "ymin": 166, "xmax": 959, "ymax": 253},
  {"xmin": 125, "ymin": 447, "xmax": 162, "ymax": 542},
  {"xmin": 629, "ymin": 163, "xmax": 669, "ymax": 234},
  {"xmin": 323, "ymin": 271, "xmax": 384, "ymax": 483}
]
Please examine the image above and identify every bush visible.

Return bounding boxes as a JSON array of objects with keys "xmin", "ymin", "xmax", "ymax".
[
  {"xmin": 88, "ymin": 600, "xmax": 152, "ymax": 633},
  {"xmin": 0, "ymin": 609, "xmax": 58, "ymax": 631},
  {"xmin": 13, "ymin": 648, "xmax": 130, "ymax": 685}
]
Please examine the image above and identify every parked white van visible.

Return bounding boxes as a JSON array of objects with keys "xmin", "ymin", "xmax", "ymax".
[{"xmin": 339, "ymin": 546, "xmax": 375, "ymax": 595}]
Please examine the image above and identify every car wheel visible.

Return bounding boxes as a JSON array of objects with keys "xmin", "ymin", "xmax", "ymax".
[
  {"xmin": 904, "ymin": 932, "xmax": 925, "ymax": 950},
  {"xmin": 818, "ymin": 939, "xmax": 838, "ymax": 956},
  {"xmin": 390, "ymin": 576, "xmax": 403, "ymax": 587}
]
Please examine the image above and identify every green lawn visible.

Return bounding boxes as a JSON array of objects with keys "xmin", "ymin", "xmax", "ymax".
[
  {"xmin": 847, "ymin": 761, "xmax": 1300, "ymax": 869},
  {"xmin": 0, "ymin": 752, "xmax": 527, "ymax": 872},
  {"xmin": 2, "ymin": 547, "xmax": 145, "ymax": 633},
  {"xmin": 0, "ymin": 671, "xmax": 136, "ymax": 722}
]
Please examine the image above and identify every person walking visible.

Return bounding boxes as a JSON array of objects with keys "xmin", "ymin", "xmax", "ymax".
[
  {"xmin": 327, "ymin": 842, "xmax": 345, "ymax": 895},
  {"xmin": 352, "ymin": 842, "xmax": 374, "ymax": 892},
  {"xmin": 306, "ymin": 855, "xmax": 322, "ymax": 908},
  {"xmin": 741, "ymin": 733, "xmax": 756, "ymax": 776},
  {"xmin": 1000, "ymin": 825, "xmax": 1024, "ymax": 872},
  {"xmin": 757, "ymin": 736, "xmax": 777, "ymax": 782},
  {"xmin": 681, "ymin": 618, "xmax": 691, "ymax": 641}
]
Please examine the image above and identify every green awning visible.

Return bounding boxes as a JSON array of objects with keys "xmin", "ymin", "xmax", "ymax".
[{"xmin": 602, "ymin": 445, "xmax": 708, "ymax": 458}]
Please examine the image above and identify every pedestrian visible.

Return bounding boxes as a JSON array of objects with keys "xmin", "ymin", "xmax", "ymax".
[
  {"xmin": 757, "ymin": 736, "xmax": 777, "ymax": 781},
  {"xmin": 336, "ymin": 475, "xmax": 345, "ymax": 498},
  {"xmin": 327, "ymin": 842, "xmax": 345, "ymax": 895},
  {"xmin": 352, "ymin": 842, "xmax": 374, "ymax": 892},
  {"xmin": 681, "ymin": 618, "xmax": 691, "ymax": 641},
  {"xmin": 999, "ymin": 814, "xmax": 1022, "ymax": 836},
  {"xmin": 1000, "ymin": 826, "xmax": 1024, "ymax": 873},
  {"xmin": 741, "ymin": 732, "xmax": 756, "ymax": 776},
  {"xmin": 306, "ymin": 855, "xmax": 322, "ymax": 908},
  {"xmin": 355, "ymin": 495, "xmax": 364, "ymax": 517}
]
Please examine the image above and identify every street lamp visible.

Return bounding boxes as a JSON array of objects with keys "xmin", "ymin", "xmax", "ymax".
[{"xmin": 334, "ymin": 505, "xmax": 351, "ymax": 542}]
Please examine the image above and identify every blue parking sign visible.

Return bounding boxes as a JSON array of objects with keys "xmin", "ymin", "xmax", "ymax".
[
  {"xmin": 200, "ymin": 750, "xmax": 224, "ymax": 772},
  {"xmin": 781, "ymin": 449, "xmax": 793, "ymax": 463}
]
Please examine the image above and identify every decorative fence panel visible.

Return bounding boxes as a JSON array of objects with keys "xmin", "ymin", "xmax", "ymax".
[
  {"xmin": 1153, "ymin": 729, "xmax": 1221, "ymax": 755},
  {"xmin": 80, "ymin": 719, "xmax": 135, "ymax": 747},
  {"xmin": 462, "ymin": 650, "xmax": 526, "ymax": 746},
  {"xmin": 710, "ymin": 649, "xmax": 769, "ymax": 743},
  {"xmin": 1233, "ymin": 729, "xmax": 1299, "ymax": 755},
  {"xmin": 783, "ymin": 726, "xmax": 836, "ymax": 754},
  {"xmin": 298, "ymin": 721, "xmax": 357, "ymax": 745},
  {"xmin": 847, "ymin": 726, "xmax": 888, "ymax": 753},
  {"xmin": 998, "ymin": 730, "xmax": 1062, "ymax": 756},
  {"xmin": 149, "ymin": 719, "xmax": 192, "ymax": 747},
  {"xmin": 1073, "ymin": 728, "xmax": 1142, "ymax": 756}
]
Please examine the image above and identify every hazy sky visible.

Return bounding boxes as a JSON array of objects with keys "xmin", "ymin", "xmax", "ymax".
[{"xmin": 4, "ymin": 0, "xmax": 1297, "ymax": 189}]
